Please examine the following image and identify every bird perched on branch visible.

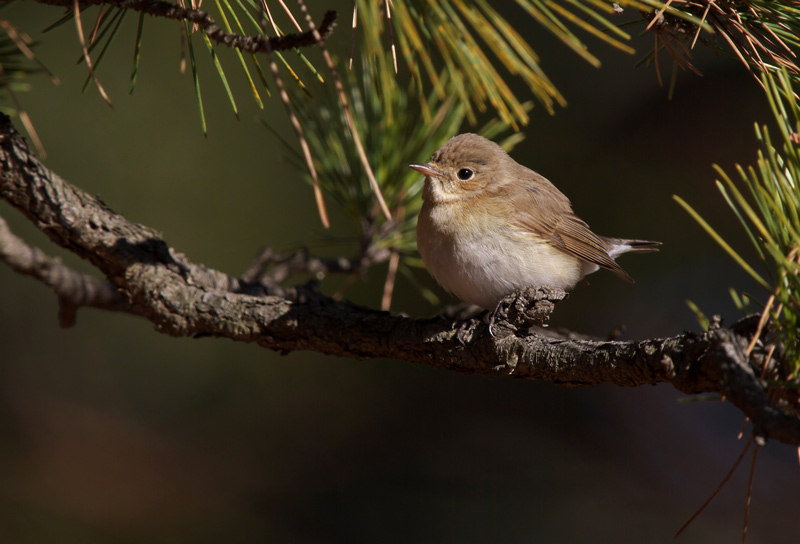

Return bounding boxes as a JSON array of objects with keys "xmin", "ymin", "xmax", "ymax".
[{"xmin": 411, "ymin": 133, "xmax": 660, "ymax": 310}]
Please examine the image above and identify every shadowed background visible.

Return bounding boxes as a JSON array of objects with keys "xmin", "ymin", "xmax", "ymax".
[{"xmin": 0, "ymin": 2, "xmax": 798, "ymax": 543}]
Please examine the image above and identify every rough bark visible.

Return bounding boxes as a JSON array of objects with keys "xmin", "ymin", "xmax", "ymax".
[{"xmin": 1, "ymin": 114, "xmax": 799, "ymax": 446}]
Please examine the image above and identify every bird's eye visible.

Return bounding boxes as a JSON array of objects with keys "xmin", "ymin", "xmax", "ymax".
[{"xmin": 457, "ymin": 168, "xmax": 474, "ymax": 181}]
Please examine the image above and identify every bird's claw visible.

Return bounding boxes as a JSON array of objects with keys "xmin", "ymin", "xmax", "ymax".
[{"xmin": 489, "ymin": 286, "xmax": 568, "ymax": 338}]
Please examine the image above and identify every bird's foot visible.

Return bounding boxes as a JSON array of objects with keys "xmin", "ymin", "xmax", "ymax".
[{"xmin": 489, "ymin": 286, "xmax": 568, "ymax": 338}]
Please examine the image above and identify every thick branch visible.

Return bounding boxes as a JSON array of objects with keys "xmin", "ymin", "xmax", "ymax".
[
  {"xmin": 33, "ymin": 0, "xmax": 337, "ymax": 53},
  {"xmin": 1, "ymin": 114, "xmax": 799, "ymax": 445}
]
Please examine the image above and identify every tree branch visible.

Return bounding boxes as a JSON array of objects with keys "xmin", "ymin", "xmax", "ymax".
[
  {"xmin": 0, "ymin": 215, "xmax": 132, "ymax": 326},
  {"xmin": 241, "ymin": 245, "xmax": 391, "ymax": 286},
  {"xmin": 34, "ymin": 0, "xmax": 337, "ymax": 53},
  {"xmin": 1, "ymin": 114, "xmax": 799, "ymax": 445}
]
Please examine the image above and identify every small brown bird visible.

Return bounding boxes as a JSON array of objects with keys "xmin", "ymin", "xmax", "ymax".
[{"xmin": 410, "ymin": 133, "xmax": 660, "ymax": 310}]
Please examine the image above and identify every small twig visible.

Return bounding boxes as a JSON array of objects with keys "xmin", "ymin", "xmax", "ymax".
[
  {"xmin": 0, "ymin": 216, "xmax": 131, "ymax": 326},
  {"xmin": 38, "ymin": 0, "xmax": 337, "ymax": 55}
]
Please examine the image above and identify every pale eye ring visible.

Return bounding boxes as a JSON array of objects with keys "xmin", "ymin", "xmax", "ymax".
[{"xmin": 457, "ymin": 168, "xmax": 474, "ymax": 181}]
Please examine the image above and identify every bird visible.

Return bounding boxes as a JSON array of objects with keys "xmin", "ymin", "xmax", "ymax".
[{"xmin": 410, "ymin": 133, "xmax": 660, "ymax": 311}]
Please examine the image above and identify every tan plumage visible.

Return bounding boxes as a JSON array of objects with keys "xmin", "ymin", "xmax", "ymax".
[{"xmin": 411, "ymin": 133, "xmax": 660, "ymax": 310}]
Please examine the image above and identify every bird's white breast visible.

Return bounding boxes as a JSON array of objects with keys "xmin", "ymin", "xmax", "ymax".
[{"xmin": 417, "ymin": 199, "xmax": 586, "ymax": 309}]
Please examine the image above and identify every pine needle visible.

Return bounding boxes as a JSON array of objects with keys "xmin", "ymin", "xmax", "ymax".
[
  {"xmin": 349, "ymin": 4, "xmax": 357, "ymax": 71},
  {"xmin": 0, "ymin": 63, "xmax": 46, "ymax": 157},
  {"xmin": 675, "ymin": 434, "xmax": 754, "ymax": 538},
  {"xmin": 742, "ymin": 444, "xmax": 760, "ymax": 544},
  {"xmin": 0, "ymin": 19, "xmax": 60, "ymax": 84},
  {"xmin": 381, "ymin": 249, "xmax": 400, "ymax": 311},
  {"xmin": 646, "ymin": 0, "xmax": 675, "ymax": 31},
  {"xmin": 275, "ymin": 0, "xmax": 303, "ymax": 32},
  {"xmin": 73, "ymin": 0, "xmax": 113, "ymax": 108},
  {"xmin": 259, "ymin": 3, "xmax": 328, "ymax": 228},
  {"xmin": 129, "ymin": 12, "xmax": 144, "ymax": 93},
  {"xmin": 201, "ymin": 32, "xmax": 239, "ymax": 119},
  {"xmin": 218, "ymin": 0, "xmax": 264, "ymax": 109},
  {"xmin": 673, "ymin": 195, "xmax": 770, "ymax": 290},
  {"xmin": 385, "ymin": 0, "xmax": 398, "ymax": 74},
  {"xmin": 183, "ymin": 20, "xmax": 206, "ymax": 135},
  {"xmin": 81, "ymin": 9, "xmax": 128, "ymax": 94},
  {"xmin": 297, "ymin": 0, "xmax": 392, "ymax": 222}
]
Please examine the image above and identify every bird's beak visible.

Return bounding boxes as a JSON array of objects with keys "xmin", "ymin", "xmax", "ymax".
[{"xmin": 409, "ymin": 163, "xmax": 441, "ymax": 178}]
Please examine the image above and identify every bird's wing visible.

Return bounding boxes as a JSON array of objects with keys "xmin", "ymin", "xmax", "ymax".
[{"xmin": 504, "ymin": 183, "xmax": 635, "ymax": 283}]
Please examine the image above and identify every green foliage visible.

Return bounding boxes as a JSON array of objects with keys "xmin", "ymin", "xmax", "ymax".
[
  {"xmin": 364, "ymin": 0, "xmax": 639, "ymax": 129},
  {"xmin": 179, "ymin": 0, "xmax": 324, "ymax": 134},
  {"xmin": 676, "ymin": 68, "xmax": 800, "ymax": 374}
]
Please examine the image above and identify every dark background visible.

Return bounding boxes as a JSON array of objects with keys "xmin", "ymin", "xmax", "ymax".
[{"xmin": 1, "ymin": 2, "xmax": 797, "ymax": 543}]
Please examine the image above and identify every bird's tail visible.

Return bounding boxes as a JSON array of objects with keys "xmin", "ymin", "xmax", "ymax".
[{"xmin": 602, "ymin": 237, "xmax": 661, "ymax": 259}]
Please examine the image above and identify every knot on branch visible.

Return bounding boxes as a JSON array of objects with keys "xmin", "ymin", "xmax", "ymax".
[{"xmin": 491, "ymin": 286, "xmax": 568, "ymax": 337}]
